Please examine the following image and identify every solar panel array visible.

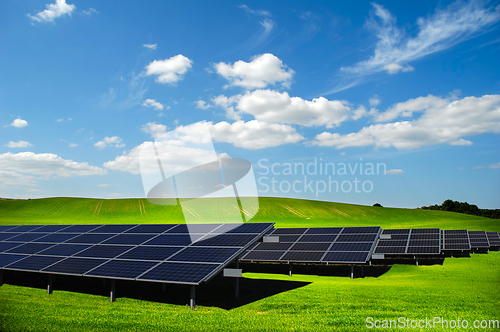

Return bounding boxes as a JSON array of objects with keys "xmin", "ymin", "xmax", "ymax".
[
  {"xmin": 441, "ymin": 230, "xmax": 471, "ymax": 251},
  {"xmin": 374, "ymin": 228, "xmax": 441, "ymax": 255},
  {"xmin": 468, "ymin": 231, "xmax": 490, "ymax": 249},
  {"xmin": 240, "ymin": 227, "xmax": 381, "ymax": 264},
  {"xmin": 486, "ymin": 232, "xmax": 500, "ymax": 247},
  {"xmin": 0, "ymin": 223, "xmax": 273, "ymax": 285}
]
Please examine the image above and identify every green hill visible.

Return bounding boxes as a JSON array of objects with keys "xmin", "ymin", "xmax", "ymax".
[{"xmin": 0, "ymin": 197, "xmax": 498, "ymax": 231}]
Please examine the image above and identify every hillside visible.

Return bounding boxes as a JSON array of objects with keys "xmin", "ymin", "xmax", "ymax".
[{"xmin": 0, "ymin": 197, "xmax": 498, "ymax": 231}]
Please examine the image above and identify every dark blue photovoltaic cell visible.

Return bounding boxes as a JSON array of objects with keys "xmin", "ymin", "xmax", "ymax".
[
  {"xmin": 138, "ymin": 262, "xmax": 217, "ymax": 284},
  {"xmin": 143, "ymin": 235, "xmax": 193, "ymax": 246},
  {"xmin": 28, "ymin": 225, "xmax": 71, "ymax": 233},
  {"xmin": 275, "ymin": 235, "xmax": 301, "ymax": 243},
  {"xmin": 0, "ymin": 253, "xmax": 29, "ymax": 267},
  {"xmin": 65, "ymin": 234, "xmax": 116, "ymax": 244},
  {"xmin": 289, "ymin": 242, "xmax": 331, "ymax": 251},
  {"xmin": 409, "ymin": 240, "xmax": 439, "ymax": 247},
  {"xmin": 0, "ymin": 242, "xmax": 23, "ymax": 252},
  {"xmin": 4, "ymin": 233, "xmax": 50, "ymax": 242},
  {"xmin": 486, "ymin": 232, "xmax": 500, "ymax": 246},
  {"xmin": 387, "ymin": 234, "xmax": 411, "ymax": 240},
  {"xmin": 57, "ymin": 225, "xmax": 102, "ymax": 233},
  {"xmin": 0, "ymin": 233, "xmax": 21, "ymax": 241},
  {"xmin": 412, "ymin": 228, "xmax": 440, "ymax": 234},
  {"xmin": 375, "ymin": 246, "xmax": 407, "ymax": 254},
  {"xmin": 6, "ymin": 243, "xmax": 54, "ymax": 254},
  {"xmin": 117, "ymin": 246, "xmax": 182, "ymax": 261},
  {"xmin": 281, "ymin": 251, "xmax": 325, "ymax": 262},
  {"xmin": 124, "ymin": 224, "xmax": 176, "ymax": 234},
  {"xmin": 253, "ymin": 242, "xmax": 294, "ymax": 251},
  {"xmin": 167, "ymin": 247, "xmax": 240, "ymax": 263},
  {"xmin": 74, "ymin": 245, "xmax": 134, "ymax": 259},
  {"xmin": 5, "ymin": 255, "xmax": 64, "ymax": 271},
  {"xmin": 305, "ymin": 227, "xmax": 342, "ymax": 235},
  {"xmin": 32, "ymin": 233, "xmax": 79, "ymax": 243},
  {"xmin": 376, "ymin": 240, "xmax": 408, "ymax": 247},
  {"xmin": 272, "ymin": 228, "xmax": 306, "ymax": 235},
  {"xmin": 192, "ymin": 234, "xmax": 256, "ymax": 247},
  {"xmin": 37, "ymin": 244, "xmax": 91, "ymax": 256},
  {"xmin": 406, "ymin": 247, "xmax": 440, "ymax": 254},
  {"xmin": 42, "ymin": 257, "xmax": 107, "ymax": 275},
  {"xmin": 89, "ymin": 225, "xmax": 137, "ymax": 233},
  {"xmin": 382, "ymin": 229, "xmax": 410, "ymax": 235},
  {"xmin": 336, "ymin": 234, "xmax": 377, "ymax": 242},
  {"xmin": 0, "ymin": 226, "xmax": 17, "ymax": 232},
  {"xmin": 341, "ymin": 227, "xmax": 380, "ymax": 234},
  {"xmin": 298, "ymin": 235, "xmax": 338, "ymax": 242},
  {"xmin": 8, "ymin": 225, "xmax": 45, "ymax": 232},
  {"xmin": 101, "ymin": 234, "xmax": 156, "ymax": 245},
  {"xmin": 329, "ymin": 242, "xmax": 373, "ymax": 252},
  {"xmin": 322, "ymin": 251, "xmax": 370, "ymax": 263},
  {"xmin": 85, "ymin": 260, "xmax": 158, "ymax": 279}
]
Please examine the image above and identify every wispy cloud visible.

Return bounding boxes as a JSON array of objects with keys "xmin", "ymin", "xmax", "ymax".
[
  {"xmin": 328, "ymin": 1, "xmax": 500, "ymax": 93},
  {"xmin": 5, "ymin": 141, "xmax": 33, "ymax": 148},
  {"xmin": 143, "ymin": 43, "xmax": 157, "ymax": 50},
  {"xmin": 238, "ymin": 4, "xmax": 275, "ymax": 47}
]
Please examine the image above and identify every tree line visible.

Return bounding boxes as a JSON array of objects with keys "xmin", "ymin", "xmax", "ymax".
[{"xmin": 420, "ymin": 199, "xmax": 500, "ymax": 219}]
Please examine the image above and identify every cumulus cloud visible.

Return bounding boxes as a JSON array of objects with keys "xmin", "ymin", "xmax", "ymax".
[
  {"xmin": 144, "ymin": 54, "xmax": 192, "ymax": 84},
  {"xmin": 94, "ymin": 136, "xmax": 125, "ymax": 149},
  {"xmin": 141, "ymin": 122, "xmax": 167, "ymax": 138},
  {"xmin": 0, "ymin": 170, "xmax": 37, "ymax": 187},
  {"xmin": 214, "ymin": 53, "xmax": 294, "ymax": 89},
  {"xmin": 0, "ymin": 152, "xmax": 106, "ymax": 177},
  {"xmin": 374, "ymin": 95, "xmax": 449, "ymax": 122},
  {"xmin": 331, "ymin": 1, "xmax": 500, "ymax": 92},
  {"xmin": 7, "ymin": 118, "xmax": 28, "ymax": 128},
  {"xmin": 5, "ymin": 141, "xmax": 33, "ymax": 148},
  {"xmin": 28, "ymin": 0, "xmax": 76, "ymax": 23},
  {"xmin": 195, "ymin": 100, "xmax": 212, "ymax": 109},
  {"xmin": 312, "ymin": 94, "xmax": 500, "ymax": 150},
  {"xmin": 143, "ymin": 43, "xmax": 157, "ymax": 50},
  {"xmin": 142, "ymin": 98, "xmax": 164, "ymax": 110},
  {"xmin": 215, "ymin": 89, "xmax": 351, "ymax": 128}
]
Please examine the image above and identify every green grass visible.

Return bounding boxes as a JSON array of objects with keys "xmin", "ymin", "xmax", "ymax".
[{"xmin": 0, "ymin": 197, "xmax": 499, "ymax": 331}]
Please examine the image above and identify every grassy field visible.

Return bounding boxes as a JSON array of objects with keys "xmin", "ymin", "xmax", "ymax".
[{"xmin": 0, "ymin": 197, "xmax": 499, "ymax": 331}]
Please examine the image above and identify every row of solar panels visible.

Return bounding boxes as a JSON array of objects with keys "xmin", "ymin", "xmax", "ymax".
[
  {"xmin": 241, "ymin": 228, "xmax": 500, "ymax": 264},
  {"xmin": 1, "ymin": 224, "xmax": 499, "ymax": 285}
]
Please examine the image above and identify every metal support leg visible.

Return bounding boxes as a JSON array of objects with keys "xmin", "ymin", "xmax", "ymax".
[
  {"xmin": 190, "ymin": 286, "xmax": 196, "ymax": 310},
  {"xmin": 235, "ymin": 259, "xmax": 240, "ymax": 299},
  {"xmin": 110, "ymin": 280, "xmax": 116, "ymax": 303},
  {"xmin": 361, "ymin": 264, "xmax": 364, "ymax": 278},
  {"xmin": 161, "ymin": 283, "xmax": 166, "ymax": 292},
  {"xmin": 289, "ymin": 264, "xmax": 292, "ymax": 277},
  {"xmin": 350, "ymin": 264, "xmax": 354, "ymax": 279},
  {"xmin": 47, "ymin": 275, "xmax": 53, "ymax": 295},
  {"xmin": 415, "ymin": 256, "xmax": 419, "ymax": 266}
]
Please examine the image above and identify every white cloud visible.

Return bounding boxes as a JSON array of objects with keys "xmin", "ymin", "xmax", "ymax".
[
  {"xmin": 98, "ymin": 183, "xmax": 111, "ymax": 187},
  {"xmin": 369, "ymin": 96, "xmax": 381, "ymax": 107},
  {"xmin": 82, "ymin": 8, "xmax": 98, "ymax": 15},
  {"xmin": 0, "ymin": 170, "xmax": 37, "ymax": 187},
  {"xmin": 312, "ymin": 94, "xmax": 500, "ymax": 150},
  {"xmin": 94, "ymin": 136, "xmax": 125, "ymax": 149},
  {"xmin": 141, "ymin": 122, "xmax": 167, "ymax": 138},
  {"xmin": 143, "ymin": 44, "xmax": 157, "ymax": 50},
  {"xmin": 333, "ymin": 1, "xmax": 500, "ymax": 92},
  {"xmin": 212, "ymin": 95, "xmax": 241, "ymax": 120},
  {"xmin": 217, "ymin": 89, "xmax": 351, "ymax": 128},
  {"xmin": 0, "ymin": 152, "xmax": 106, "ymax": 177},
  {"xmin": 28, "ymin": 0, "xmax": 76, "ymax": 23},
  {"xmin": 488, "ymin": 162, "xmax": 500, "ymax": 169},
  {"xmin": 56, "ymin": 117, "xmax": 73, "ymax": 122},
  {"xmin": 450, "ymin": 138, "xmax": 473, "ymax": 146},
  {"xmin": 8, "ymin": 118, "xmax": 28, "ymax": 128},
  {"xmin": 68, "ymin": 143, "xmax": 78, "ymax": 148},
  {"xmin": 382, "ymin": 63, "xmax": 414, "ymax": 74},
  {"xmin": 238, "ymin": 4, "xmax": 271, "ymax": 17},
  {"xmin": 214, "ymin": 54, "xmax": 294, "ymax": 89},
  {"xmin": 195, "ymin": 100, "xmax": 212, "ymax": 110},
  {"xmin": 5, "ymin": 141, "xmax": 33, "ymax": 148},
  {"xmin": 375, "ymin": 95, "xmax": 449, "ymax": 122},
  {"xmin": 142, "ymin": 98, "xmax": 164, "ymax": 111},
  {"xmin": 386, "ymin": 169, "xmax": 404, "ymax": 174},
  {"xmin": 472, "ymin": 165, "xmax": 485, "ymax": 169},
  {"xmin": 144, "ymin": 54, "xmax": 192, "ymax": 84}
]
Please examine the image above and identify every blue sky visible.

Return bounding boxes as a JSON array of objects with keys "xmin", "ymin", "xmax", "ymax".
[{"xmin": 1, "ymin": 0, "xmax": 499, "ymax": 208}]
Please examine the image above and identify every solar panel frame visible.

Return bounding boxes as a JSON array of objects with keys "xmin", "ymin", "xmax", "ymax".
[{"xmin": 442, "ymin": 229, "xmax": 471, "ymax": 251}]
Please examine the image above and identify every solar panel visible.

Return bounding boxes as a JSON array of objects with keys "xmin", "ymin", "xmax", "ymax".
[
  {"xmin": 241, "ymin": 226, "xmax": 381, "ymax": 264},
  {"xmin": 0, "ymin": 226, "xmax": 17, "ymax": 232},
  {"xmin": 486, "ymin": 232, "xmax": 500, "ymax": 246},
  {"xmin": 373, "ymin": 228, "xmax": 441, "ymax": 256},
  {"xmin": 442, "ymin": 230, "xmax": 471, "ymax": 251},
  {"xmin": 466, "ymin": 231, "xmax": 490, "ymax": 249},
  {"xmin": 1, "ymin": 223, "xmax": 274, "ymax": 286}
]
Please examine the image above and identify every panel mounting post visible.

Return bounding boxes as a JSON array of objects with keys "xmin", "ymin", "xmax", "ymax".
[
  {"xmin": 235, "ymin": 259, "xmax": 240, "ymax": 299},
  {"xmin": 110, "ymin": 280, "xmax": 116, "ymax": 303},
  {"xmin": 190, "ymin": 285, "xmax": 196, "ymax": 310},
  {"xmin": 288, "ymin": 264, "xmax": 292, "ymax": 277},
  {"xmin": 350, "ymin": 264, "xmax": 354, "ymax": 279},
  {"xmin": 415, "ymin": 256, "xmax": 419, "ymax": 266},
  {"xmin": 47, "ymin": 275, "xmax": 53, "ymax": 295},
  {"xmin": 361, "ymin": 264, "xmax": 364, "ymax": 278}
]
